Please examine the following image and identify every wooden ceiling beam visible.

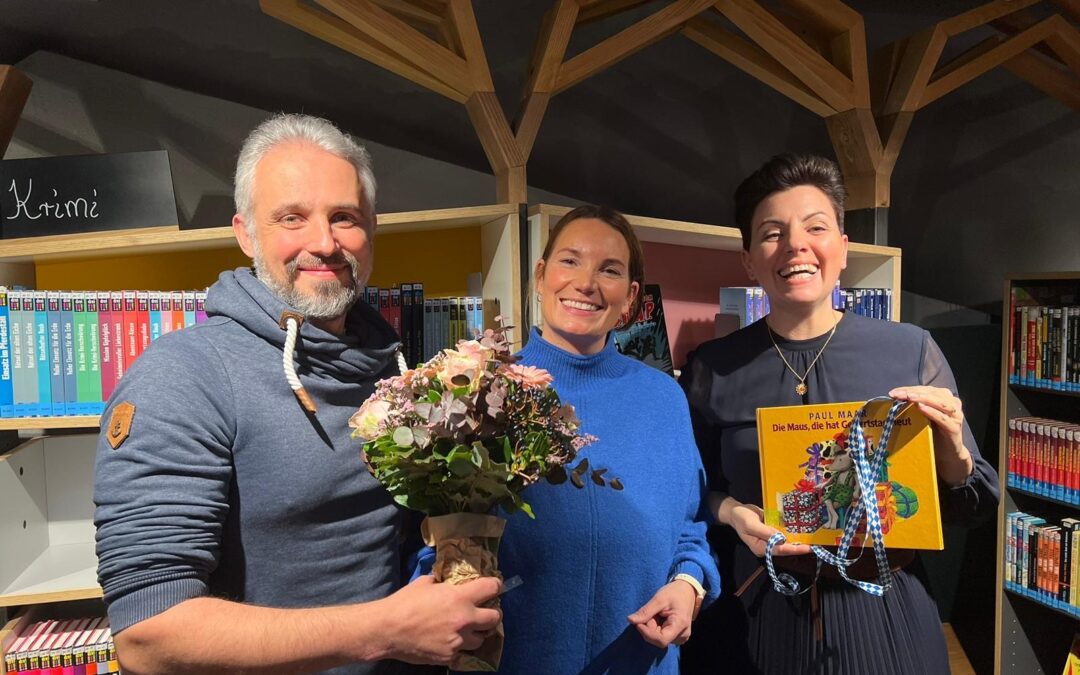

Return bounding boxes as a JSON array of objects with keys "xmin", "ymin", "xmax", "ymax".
[
  {"xmin": 879, "ymin": 27, "xmax": 945, "ymax": 115},
  {"xmin": 682, "ymin": 16, "xmax": 836, "ymax": 116},
  {"xmin": 260, "ymin": 0, "xmax": 468, "ymax": 101},
  {"xmin": 576, "ymin": 0, "xmax": 654, "ymax": 25},
  {"xmin": 715, "ymin": 0, "xmax": 855, "ymax": 111},
  {"xmin": 779, "ymin": 0, "xmax": 859, "ymax": 35},
  {"xmin": 554, "ymin": 0, "xmax": 715, "ymax": 94},
  {"xmin": 314, "ymin": 0, "xmax": 474, "ymax": 96},
  {"xmin": 1050, "ymin": 0, "xmax": 1080, "ymax": 24},
  {"xmin": 515, "ymin": 0, "xmax": 579, "ymax": 156},
  {"xmin": 0, "ymin": 66, "xmax": 32, "ymax": 157},
  {"xmin": 1003, "ymin": 47, "xmax": 1080, "ymax": 110},
  {"xmin": 445, "ymin": 0, "xmax": 494, "ymax": 91},
  {"xmin": 938, "ymin": 0, "xmax": 1042, "ymax": 37},
  {"xmin": 920, "ymin": 16, "xmax": 1059, "ymax": 108},
  {"xmin": 1045, "ymin": 19, "xmax": 1080, "ymax": 75}
]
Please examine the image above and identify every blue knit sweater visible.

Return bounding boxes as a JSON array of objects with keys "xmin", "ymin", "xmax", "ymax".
[{"xmin": 489, "ymin": 329, "xmax": 720, "ymax": 674}]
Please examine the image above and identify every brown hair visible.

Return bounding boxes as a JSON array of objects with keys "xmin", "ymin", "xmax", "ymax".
[
  {"xmin": 538, "ymin": 204, "xmax": 645, "ymax": 323},
  {"xmin": 734, "ymin": 153, "xmax": 846, "ymax": 250}
]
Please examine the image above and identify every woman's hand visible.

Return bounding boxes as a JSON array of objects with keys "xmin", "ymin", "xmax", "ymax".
[
  {"xmin": 718, "ymin": 496, "xmax": 810, "ymax": 558},
  {"xmin": 888, "ymin": 385, "xmax": 974, "ymax": 486},
  {"xmin": 627, "ymin": 581, "xmax": 697, "ymax": 648}
]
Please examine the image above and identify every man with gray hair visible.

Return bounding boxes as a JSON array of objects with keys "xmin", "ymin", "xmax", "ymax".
[{"xmin": 93, "ymin": 113, "xmax": 501, "ymax": 674}]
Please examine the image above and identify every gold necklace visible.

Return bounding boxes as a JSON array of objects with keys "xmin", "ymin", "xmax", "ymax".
[{"xmin": 767, "ymin": 314, "xmax": 839, "ymax": 396}]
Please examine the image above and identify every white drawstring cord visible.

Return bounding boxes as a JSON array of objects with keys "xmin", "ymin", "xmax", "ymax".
[
  {"xmin": 282, "ymin": 315, "xmax": 317, "ymax": 413},
  {"xmin": 396, "ymin": 349, "xmax": 408, "ymax": 375}
]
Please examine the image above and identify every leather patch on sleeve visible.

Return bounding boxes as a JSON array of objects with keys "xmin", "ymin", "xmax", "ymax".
[{"xmin": 106, "ymin": 402, "xmax": 136, "ymax": 450}]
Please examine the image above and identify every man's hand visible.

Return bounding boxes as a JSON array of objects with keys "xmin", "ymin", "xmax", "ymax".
[
  {"xmin": 626, "ymin": 581, "xmax": 697, "ymax": 648},
  {"xmin": 374, "ymin": 575, "xmax": 502, "ymax": 665}
]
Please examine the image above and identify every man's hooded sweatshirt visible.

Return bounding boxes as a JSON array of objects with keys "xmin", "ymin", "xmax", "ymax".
[{"xmin": 94, "ymin": 268, "xmax": 410, "ymax": 674}]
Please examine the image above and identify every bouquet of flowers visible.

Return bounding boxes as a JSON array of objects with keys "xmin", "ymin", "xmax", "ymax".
[{"xmin": 349, "ymin": 321, "xmax": 613, "ymax": 670}]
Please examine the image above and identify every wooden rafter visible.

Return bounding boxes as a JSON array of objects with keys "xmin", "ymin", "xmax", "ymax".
[
  {"xmin": 682, "ymin": 16, "xmax": 836, "ymax": 116},
  {"xmin": 714, "ymin": 0, "xmax": 856, "ymax": 111},
  {"xmin": 554, "ymin": 0, "xmax": 714, "ymax": 94},
  {"xmin": 0, "ymin": 66, "xmax": 32, "ymax": 157},
  {"xmin": 576, "ymin": 0, "xmax": 653, "ymax": 25},
  {"xmin": 314, "ymin": 0, "xmax": 473, "ymax": 96},
  {"xmin": 515, "ymin": 0, "xmax": 579, "ymax": 157},
  {"xmin": 260, "ymin": 0, "xmax": 468, "ymax": 101},
  {"xmin": 1004, "ymin": 47, "xmax": 1080, "ymax": 110}
]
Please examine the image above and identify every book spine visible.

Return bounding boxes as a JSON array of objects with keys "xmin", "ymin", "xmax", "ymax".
[
  {"xmin": 122, "ymin": 290, "xmax": 138, "ymax": 373},
  {"xmin": 159, "ymin": 290, "xmax": 173, "ymax": 335},
  {"xmin": 389, "ymin": 287, "xmax": 402, "ymax": 340},
  {"xmin": 109, "ymin": 292, "xmax": 125, "ymax": 394},
  {"xmin": 183, "ymin": 290, "xmax": 196, "ymax": 330},
  {"xmin": 400, "ymin": 283, "xmax": 413, "ymax": 367},
  {"xmin": 85, "ymin": 293, "xmax": 104, "ymax": 414},
  {"xmin": 149, "ymin": 291, "xmax": 162, "ymax": 343},
  {"xmin": 62, "ymin": 293, "xmax": 79, "ymax": 415},
  {"xmin": 15, "ymin": 292, "xmax": 41, "ymax": 417},
  {"xmin": 74, "ymin": 292, "xmax": 92, "ymax": 416},
  {"xmin": 171, "ymin": 291, "xmax": 185, "ymax": 331},
  {"xmin": 0, "ymin": 288, "xmax": 11, "ymax": 417},
  {"xmin": 412, "ymin": 283, "xmax": 424, "ymax": 363},
  {"xmin": 96, "ymin": 292, "xmax": 113, "ymax": 406},
  {"xmin": 47, "ymin": 291, "xmax": 64, "ymax": 416},
  {"xmin": 196, "ymin": 290, "xmax": 207, "ymax": 325},
  {"xmin": 33, "ymin": 291, "xmax": 52, "ymax": 417},
  {"xmin": 137, "ymin": 290, "xmax": 151, "ymax": 355},
  {"xmin": 423, "ymin": 299, "xmax": 433, "ymax": 362}
]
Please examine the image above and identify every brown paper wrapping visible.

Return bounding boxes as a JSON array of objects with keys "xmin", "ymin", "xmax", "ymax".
[{"xmin": 421, "ymin": 513, "xmax": 507, "ymax": 672}]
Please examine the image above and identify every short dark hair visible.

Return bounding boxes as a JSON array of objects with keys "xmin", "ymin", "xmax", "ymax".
[
  {"xmin": 539, "ymin": 204, "xmax": 645, "ymax": 323},
  {"xmin": 734, "ymin": 153, "xmax": 847, "ymax": 250}
]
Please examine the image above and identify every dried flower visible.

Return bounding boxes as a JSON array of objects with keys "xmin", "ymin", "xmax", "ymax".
[{"xmin": 498, "ymin": 363, "xmax": 553, "ymax": 389}]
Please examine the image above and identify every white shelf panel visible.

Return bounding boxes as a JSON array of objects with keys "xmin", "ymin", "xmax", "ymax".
[{"xmin": 0, "ymin": 542, "xmax": 101, "ymax": 607}]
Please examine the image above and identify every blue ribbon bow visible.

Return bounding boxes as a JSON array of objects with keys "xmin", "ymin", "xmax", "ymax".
[{"xmin": 765, "ymin": 397, "xmax": 908, "ymax": 597}]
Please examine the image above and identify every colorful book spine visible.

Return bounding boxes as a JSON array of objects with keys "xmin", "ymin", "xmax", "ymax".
[
  {"xmin": 85, "ymin": 292, "xmax": 104, "ymax": 414},
  {"xmin": 171, "ymin": 290, "xmax": 185, "ymax": 332},
  {"xmin": 13, "ymin": 291, "xmax": 40, "ymax": 417},
  {"xmin": 137, "ymin": 290, "xmax": 152, "ymax": 355},
  {"xmin": 0, "ymin": 287, "xmax": 11, "ymax": 417},
  {"xmin": 96, "ymin": 291, "xmax": 114, "ymax": 407},
  {"xmin": 196, "ymin": 289, "xmax": 208, "ymax": 325},
  {"xmin": 33, "ymin": 290, "xmax": 52, "ymax": 417},
  {"xmin": 46, "ymin": 291, "xmax": 65, "ymax": 416},
  {"xmin": 183, "ymin": 290, "xmax": 196, "ymax": 330},
  {"xmin": 149, "ymin": 291, "xmax": 163, "ymax": 343}
]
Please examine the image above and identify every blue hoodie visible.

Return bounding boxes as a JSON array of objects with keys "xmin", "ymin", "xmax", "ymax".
[{"xmin": 94, "ymin": 268, "xmax": 413, "ymax": 675}]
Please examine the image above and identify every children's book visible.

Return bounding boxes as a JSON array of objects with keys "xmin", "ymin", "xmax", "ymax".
[
  {"xmin": 757, "ymin": 399, "xmax": 943, "ymax": 549},
  {"xmin": 613, "ymin": 283, "xmax": 674, "ymax": 376}
]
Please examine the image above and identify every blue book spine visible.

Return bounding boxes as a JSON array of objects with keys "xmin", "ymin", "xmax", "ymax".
[
  {"xmin": 183, "ymin": 291, "xmax": 197, "ymax": 330},
  {"xmin": 149, "ymin": 291, "xmax": 162, "ymax": 343},
  {"xmin": 60, "ymin": 292, "xmax": 78, "ymax": 416},
  {"xmin": 15, "ymin": 292, "xmax": 40, "ymax": 416},
  {"xmin": 34, "ymin": 291, "xmax": 52, "ymax": 417},
  {"xmin": 47, "ymin": 292, "xmax": 65, "ymax": 416},
  {"xmin": 0, "ymin": 288, "xmax": 12, "ymax": 417}
]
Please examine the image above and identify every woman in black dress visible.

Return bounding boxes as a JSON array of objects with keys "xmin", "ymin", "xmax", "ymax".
[{"xmin": 679, "ymin": 154, "xmax": 999, "ymax": 674}]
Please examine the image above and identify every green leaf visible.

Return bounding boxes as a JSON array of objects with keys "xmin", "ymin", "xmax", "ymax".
[
  {"xmin": 392, "ymin": 427, "xmax": 414, "ymax": 447},
  {"xmin": 448, "ymin": 456, "xmax": 475, "ymax": 477},
  {"xmin": 519, "ymin": 501, "xmax": 536, "ymax": 519}
]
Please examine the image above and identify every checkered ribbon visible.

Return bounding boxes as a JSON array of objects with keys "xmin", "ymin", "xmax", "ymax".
[{"xmin": 765, "ymin": 397, "xmax": 907, "ymax": 597}]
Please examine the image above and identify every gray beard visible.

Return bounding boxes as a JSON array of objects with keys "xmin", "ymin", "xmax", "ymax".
[{"xmin": 252, "ymin": 243, "xmax": 362, "ymax": 321}]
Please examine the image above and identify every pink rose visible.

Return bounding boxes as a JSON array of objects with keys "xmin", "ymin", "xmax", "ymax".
[
  {"xmin": 499, "ymin": 363, "xmax": 553, "ymax": 389},
  {"xmin": 437, "ymin": 340, "xmax": 494, "ymax": 392},
  {"xmin": 349, "ymin": 398, "xmax": 391, "ymax": 439}
]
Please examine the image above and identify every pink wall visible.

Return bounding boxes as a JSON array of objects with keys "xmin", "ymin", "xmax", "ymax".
[{"xmin": 643, "ymin": 241, "xmax": 753, "ymax": 369}]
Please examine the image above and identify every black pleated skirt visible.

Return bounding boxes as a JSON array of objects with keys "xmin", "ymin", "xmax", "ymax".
[{"xmin": 681, "ymin": 568, "xmax": 950, "ymax": 675}]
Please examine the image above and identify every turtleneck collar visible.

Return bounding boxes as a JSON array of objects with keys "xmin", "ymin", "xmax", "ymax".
[{"xmin": 517, "ymin": 327, "xmax": 630, "ymax": 392}]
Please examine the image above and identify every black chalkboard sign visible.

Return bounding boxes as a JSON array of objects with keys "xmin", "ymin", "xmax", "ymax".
[{"xmin": 0, "ymin": 150, "xmax": 179, "ymax": 239}]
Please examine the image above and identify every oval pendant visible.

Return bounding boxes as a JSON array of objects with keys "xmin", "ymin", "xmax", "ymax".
[{"xmin": 795, "ymin": 382, "xmax": 808, "ymax": 396}]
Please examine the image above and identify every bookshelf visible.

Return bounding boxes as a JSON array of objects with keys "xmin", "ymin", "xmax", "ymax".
[
  {"xmin": 0, "ymin": 203, "xmax": 521, "ymax": 610},
  {"xmin": 525, "ymin": 204, "xmax": 902, "ymax": 366},
  {"xmin": 995, "ymin": 272, "xmax": 1080, "ymax": 675}
]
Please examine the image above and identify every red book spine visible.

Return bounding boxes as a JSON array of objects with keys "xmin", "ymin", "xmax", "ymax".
[
  {"xmin": 136, "ymin": 291, "xmax": 151, "ymax": 356},
  {"xmin": 109, "ymin": 292, "xmax": 125, "ymax": 389}
]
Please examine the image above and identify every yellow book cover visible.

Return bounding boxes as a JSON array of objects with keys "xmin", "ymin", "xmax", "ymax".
[{"xmin": 758, "ymin": 400, "xmax": 943, "ymax": 549}]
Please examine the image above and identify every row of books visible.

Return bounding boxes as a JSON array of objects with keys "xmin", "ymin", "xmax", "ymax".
[
  {"xmin": 3, "ymin": 616, "xmax": 116, "ymax": 674},
  {"xmin": 360, "ymin": 284, "xmax": 485, "ymax": 367},
  {"xmin": 1007, "ymin": 417, "xmax": 1080, "ymax": 503},
  {"xmin": 718, "ymin": 285, "xmax": 893, "ymax": 328},
  {"xmin": 1007, "ymin": 300, "xmax": 1080, "ymax": 391},
  {"xmin": 1005, "ymin": 511, "xmax": 1080, "ymax": 617},
  {"xmin": 0, "ymin": 288, "xmax": 208, "ymax": 418}
]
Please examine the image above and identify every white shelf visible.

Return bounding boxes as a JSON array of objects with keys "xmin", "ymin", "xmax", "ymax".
[{"xmin": 0, "ymin": 542, "xmax": 101, "ymax": 607}]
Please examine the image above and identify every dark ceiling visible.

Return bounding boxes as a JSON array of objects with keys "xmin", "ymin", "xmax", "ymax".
[{"xmin": 0, "ymin": 1, "xmax": 1035, "ymax": 223}]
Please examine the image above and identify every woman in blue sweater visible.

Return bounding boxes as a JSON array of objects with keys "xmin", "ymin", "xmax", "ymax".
[{"xmin": 490, "ymin": 205, "xmax": 720, "ymax": 674}]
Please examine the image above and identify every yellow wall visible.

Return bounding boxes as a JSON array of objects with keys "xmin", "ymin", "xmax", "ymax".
[{"xmin": 34, "ymin": 226, "xmax": 483, "ymax": 296}]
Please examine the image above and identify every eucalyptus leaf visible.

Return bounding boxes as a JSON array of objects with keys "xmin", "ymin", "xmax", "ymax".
[{"xmin": 392, "ymin": 427, "xmax": 414, "ymax": 447}]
